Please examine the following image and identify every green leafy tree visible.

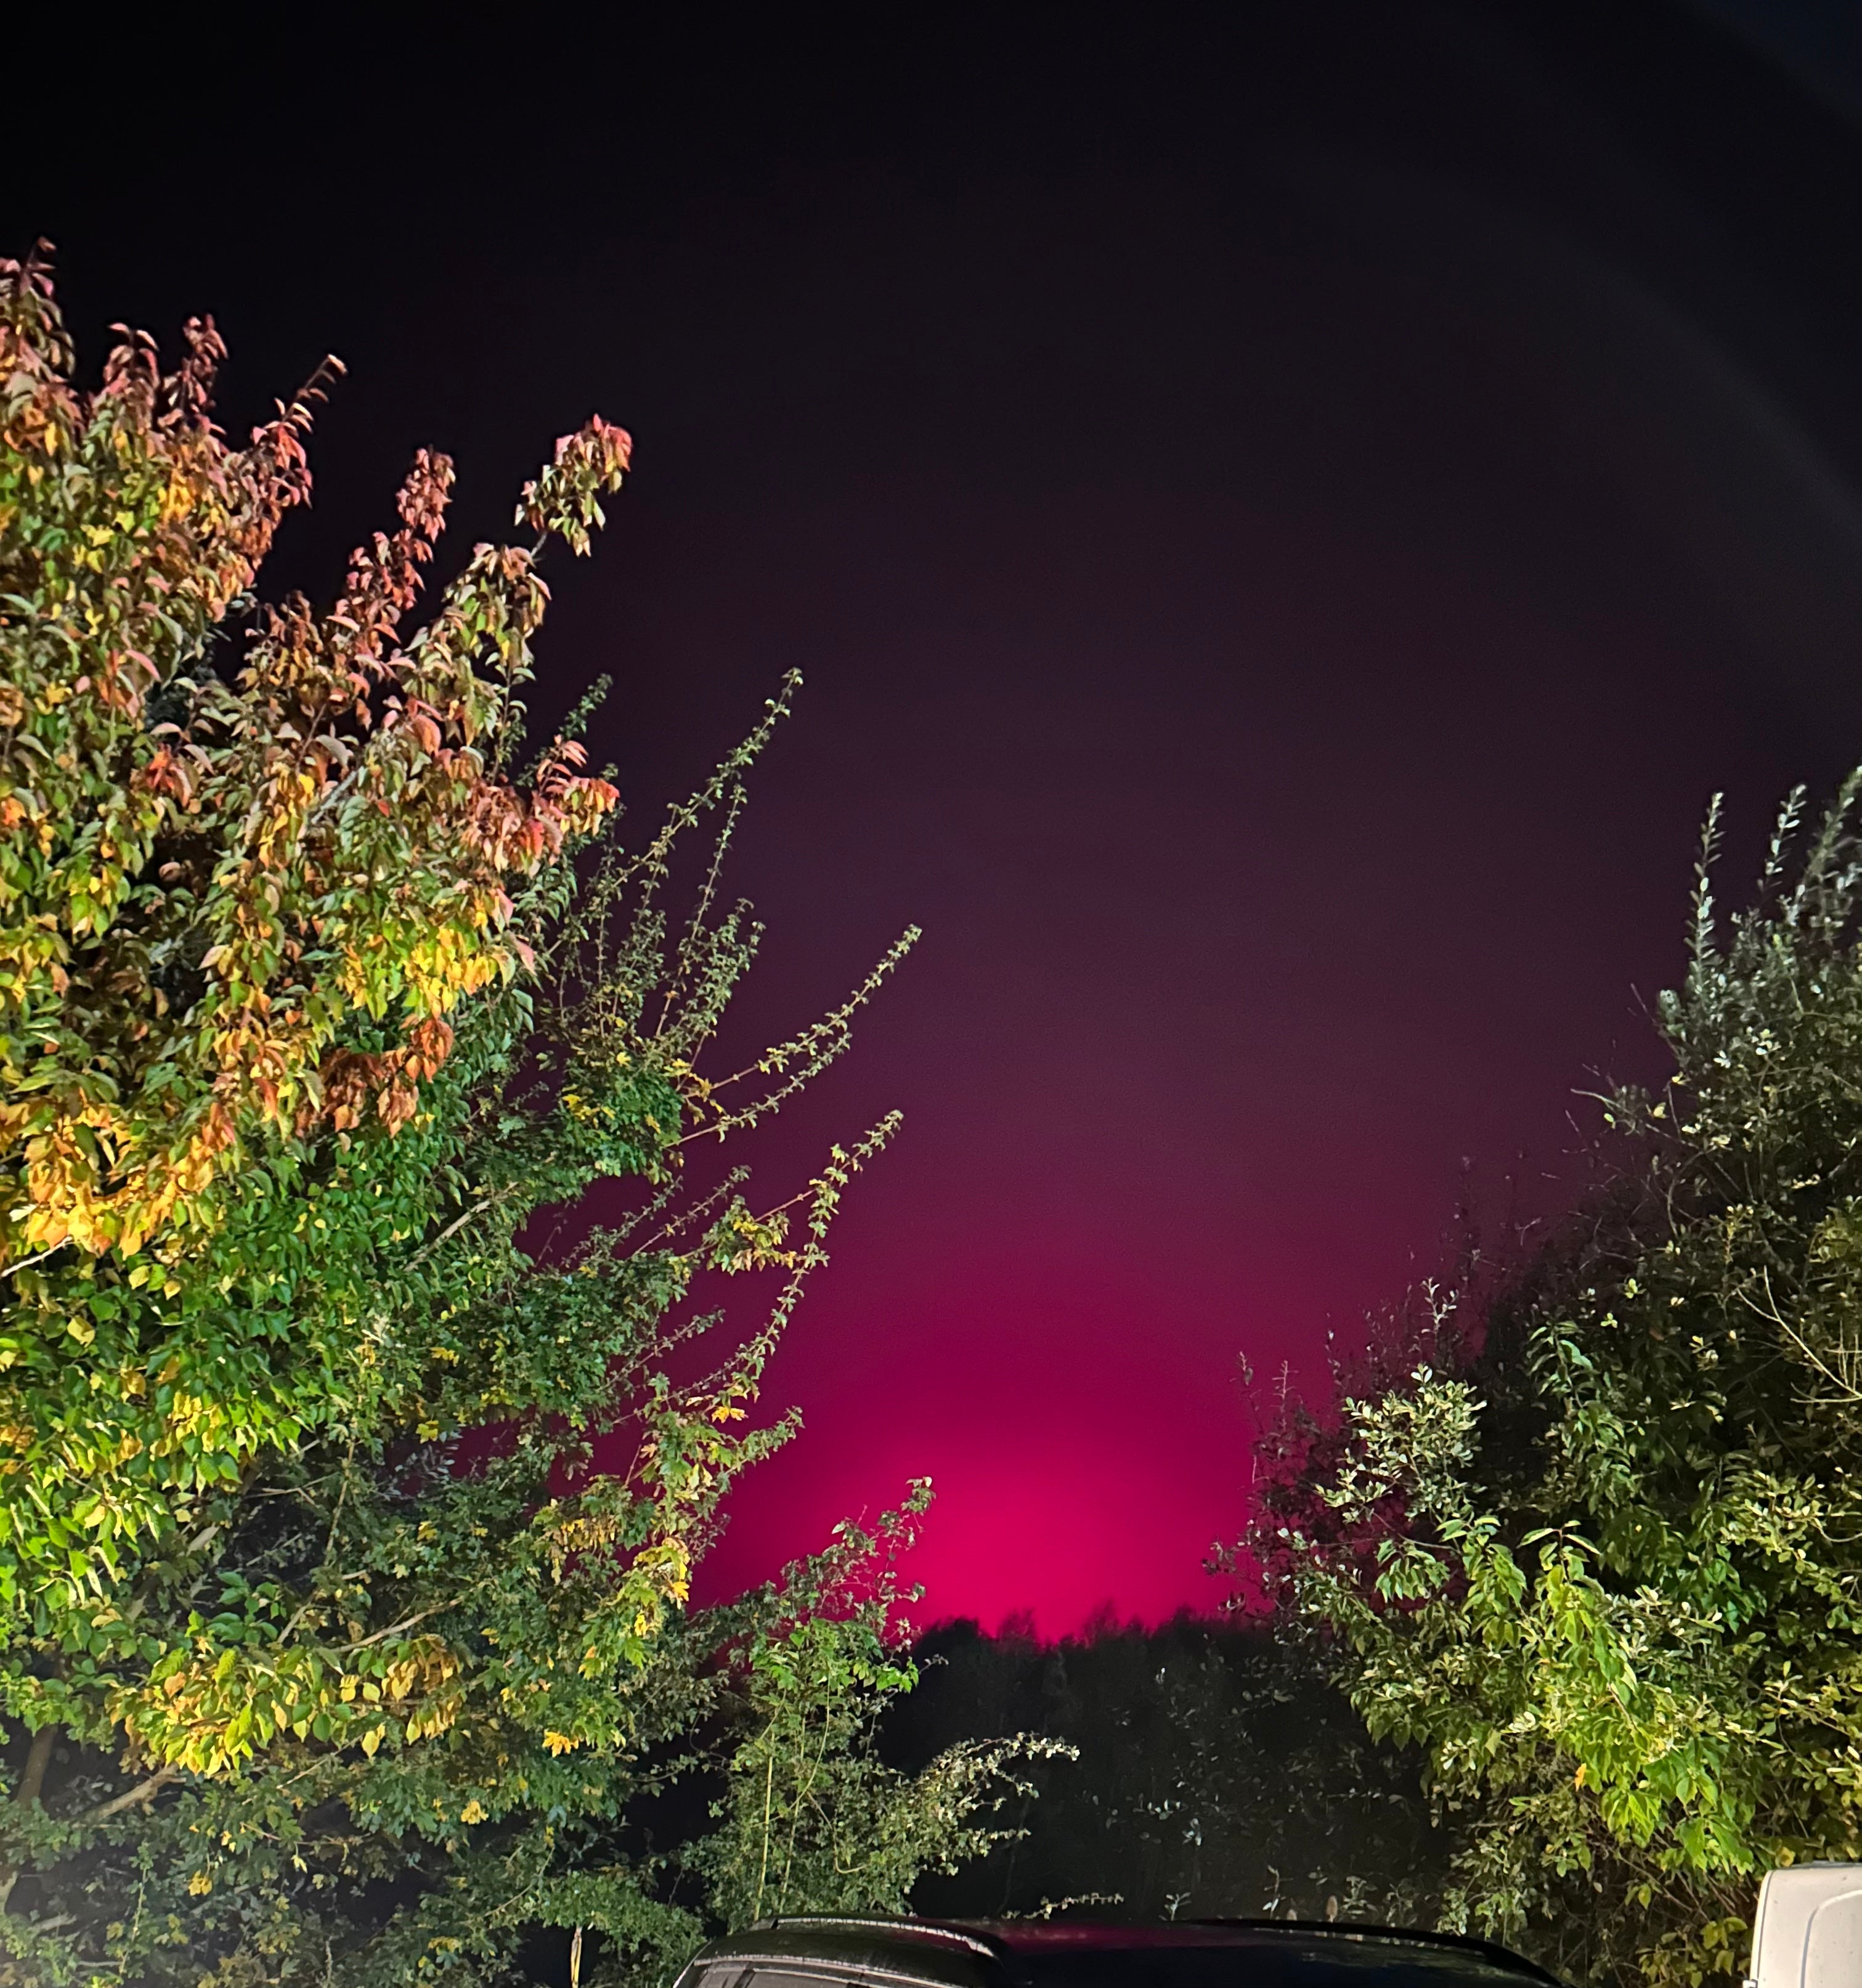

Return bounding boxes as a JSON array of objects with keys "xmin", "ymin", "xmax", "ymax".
[
  {"xmin": 1253, "ymin": 778, "xmax": 1862, "ymax": 1986},
  {"xmin": 688, "ymin": 1485, "xmax": 1070, "ymax": 1932},
  {"xmin": 0, "ymin": 246, "xmax": 991, "ymax": 1986}
]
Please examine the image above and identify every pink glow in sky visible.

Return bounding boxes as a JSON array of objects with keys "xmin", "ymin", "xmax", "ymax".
[
  {"xmin": 644, "ymin": 468, "xmax": 1840, "ymax": 1639},
  {"xmin": 41, "ymin": 5, "xmax": 1854, "ymax": 1641}
]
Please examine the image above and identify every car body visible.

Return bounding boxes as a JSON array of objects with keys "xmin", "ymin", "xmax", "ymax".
[{"xmin": 673, "ymin": 1917, "xmax": 1564, "ymax": 1988}]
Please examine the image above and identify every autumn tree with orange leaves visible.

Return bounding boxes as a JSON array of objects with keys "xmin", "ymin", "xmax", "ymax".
[{"xmin": 0, "ymin": 247, "xmax": 994, "ymax": 1988}]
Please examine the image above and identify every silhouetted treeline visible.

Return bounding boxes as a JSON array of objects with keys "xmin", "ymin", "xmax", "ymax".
[{"xmin": 885, "ymin": 1614, "xmax": 1450, "ymax": 1926}]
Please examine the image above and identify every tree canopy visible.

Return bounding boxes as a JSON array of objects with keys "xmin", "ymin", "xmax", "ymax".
[
  {"xmin": 1258, "ymin": 781, "xmax": 1862, "ymax": 1986},
  {"xmin": 0, "ymin": 244, "xmax": 1031, "ymax": 1988}
]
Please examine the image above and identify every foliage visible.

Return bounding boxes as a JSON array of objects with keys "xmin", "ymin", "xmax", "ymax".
[
  {"xmin": 0, "ymin": 248, "xmax": 975, "ymax": 1987},
  {"xmin": 1254, "ymin": 780, "xmax": 1862, "ymax": 1986},
  {"xmin": 891, "ymin": 1613, "xmax": 1442, "ymax": 1927},
  {"xmin": 686, "ymin": 1484, "xmax": 1070, "ymax": 1931},
  {"xmin": 0, "ymin": 237, "xmax": 628, "ymax": 1680}
]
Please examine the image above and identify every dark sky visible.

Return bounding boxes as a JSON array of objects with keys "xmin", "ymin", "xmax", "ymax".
[{"xmin": 11, "ymin": 4, "xmax": 1861, "ymax": 1634}]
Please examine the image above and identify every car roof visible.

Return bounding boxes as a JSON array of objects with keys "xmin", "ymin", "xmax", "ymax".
[
  {"xmin": 691, "ymin": 1918, "xmax": 997, "ymax": 1988},
  {"xmin": 692, "ymin": 1916, "xmax": 1563, "ymax": 1988}
]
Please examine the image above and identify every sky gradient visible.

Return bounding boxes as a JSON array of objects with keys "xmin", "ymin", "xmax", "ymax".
[{"xmin": 10, "ymin": 3, "xmax": 1861, "ymax": 1634}]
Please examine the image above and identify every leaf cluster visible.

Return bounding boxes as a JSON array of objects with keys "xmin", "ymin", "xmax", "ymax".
[{"xmin": 1255, "ymin": 780, "xmax": 1862, "ymax": 1985}]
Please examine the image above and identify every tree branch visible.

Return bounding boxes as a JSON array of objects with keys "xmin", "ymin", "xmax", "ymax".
[{"xmin": 84, "ymin": 1765, "xmax": 179, "ymax": 1825}]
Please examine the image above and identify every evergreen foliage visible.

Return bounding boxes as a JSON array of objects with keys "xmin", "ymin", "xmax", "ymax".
[
  {"xmin": 0, "ymin": 248, "xmax": 1020, "ymax": 1987},
  {"xmin": 1254, "ymin": 781, "xmax": 1862, "ymax": 1985}
]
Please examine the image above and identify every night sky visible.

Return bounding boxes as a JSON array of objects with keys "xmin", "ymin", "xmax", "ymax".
[{"xmin": 11, "ymin": 4, "xmax": 1861, "ymax": 1634}]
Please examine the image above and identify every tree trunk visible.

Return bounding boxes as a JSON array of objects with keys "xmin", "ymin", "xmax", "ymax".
[{"xmin": 0, "ymin": 1723, "xmax": 59, "ymax": 1913}]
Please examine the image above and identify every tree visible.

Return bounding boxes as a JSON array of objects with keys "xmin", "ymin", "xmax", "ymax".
[
  {"xmin": 0, "ymin": 235, "xmax": 630, "ymax": 1689},
  {"xmin": 0, "ymin": 245, "xmax": 991, "ymax": 1986},
  {"xmin": 1256, "ymin": 779, "xmax": 1862, "ymax": 1986},
  {"xmin": 687, "ymin": 1485, "xmax": 1069, "ymax": 1932}
]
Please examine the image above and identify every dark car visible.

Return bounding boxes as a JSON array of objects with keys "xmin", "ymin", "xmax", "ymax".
[{"xmin": 672, "ymin": 1917, "xmax": 1564, "ymax": 1988}]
